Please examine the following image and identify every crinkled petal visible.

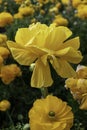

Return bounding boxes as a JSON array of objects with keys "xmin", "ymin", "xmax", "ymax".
[
  {"xmin": 50, "ymin": 56, "xmax": 76, "ymax": 78},
  {"xmin": 7, "ymin": 41, "xmax": 37, "ymax": 65},
  {"xmin": 31, "ymin": 59, "xmax": 53, "ymax": 88},
  {"xmin": 59, "ymin": 37, "xmax": 80, "ymax": 50},
  {"xmin": 45, "ymin": 26, "xmax": 72, "ymax": 50},
  {"xmin": 55, "ymin": 47, "xmax": 83, "ymax": 63}
]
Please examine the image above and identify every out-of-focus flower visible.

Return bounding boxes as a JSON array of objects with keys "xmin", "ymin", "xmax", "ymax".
[
  {"xmin": 0, "ymin": 100, "xmax": 11, "ymax": 111},
  {"xmin": 0, "ymin": 64, "xmax": 22, "ymax": 84},
  {"xmin": 53, "ymin": 15, "xmax": 68, "ymax": 26},
  {"xmin": 29, "ymin": 95, "xmax": 74, "ymax": 130},
  {"xmin": 37, "ymin": 0, "xmax": 49, "ymax": 4},
  {"xmin": 0, "ymin": 55, "xmax": 3, "ymax": 65},
  {"xmin": 19, "ymin": 6, "xmax": 34, "ymax": 16},
  {"xmin": 14, "ymin": 0, "xmax": 25, "ymax": 4},
  {"xmin": 7, "ymin": 22, "xmax": 82, "ymax": 88},
  {"xmin": 72, "ymin": 0, "xmax": 87, "ymax": 8},
  {"xmin": 80, "ymin": 94, "xmax": 87, "ymax": 110},
  {"xmin": 0, "ymin": 34, "xmax": 7, "ymax": 47},
  {"xmin": 0, "ymin": 47, "xmax": 10, "ymax": 59},
  {"xmin": 61, "ymin": 0, "xmax": 70, "ymax": 5},
  {"xmin": 14, "ymin": 12, "xmax": 23, "ymax": 19},
  {"xmin": 76, "ymin": 64, "xmax": 87, "ymax": 78},
  {"xmin": 75, "ymin": 5, "xmax": 87, "ymax": 19},
  {"xmin": 0, "ymin": 12, "xmax": 13, "ymax": 27},
  {"xmin": 49, "ymin": 7, "xmax": 59, "ymax": 14},
  {"xmin": 65, "ymin": 65, "xmax": 87, "ymax": 110},
  {"xmin": 0, "ymin": 0, "xmax": 2, "ymax": 4}
]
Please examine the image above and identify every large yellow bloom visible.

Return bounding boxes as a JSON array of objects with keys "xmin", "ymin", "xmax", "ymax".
[
  {"xmin": 7, "ymin": 22, "xmax": 82, "ymax": 88},
  {"xmin": 29, "ymin": 95, "xmax": 74, "ymax": 130}
]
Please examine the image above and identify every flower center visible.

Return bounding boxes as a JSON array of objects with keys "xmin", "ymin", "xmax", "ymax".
[{"xmin": 48, "ymin": 111, "xmax": 55, "ymax": 117}]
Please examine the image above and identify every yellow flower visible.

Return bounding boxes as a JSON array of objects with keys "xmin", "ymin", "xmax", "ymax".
[
  {"xmin": 14, "ymin": 12, "xmax": 23, "ymax": 19},
  {"xmin": 0, "ymin": 12, "xmax": 13, "ymax": 27},
  {"xmin": 37, "ymin": 0, "xmax": 49, "ymax": 4},
  {"xmin": 53, "ymin": 15, "xmax": 68, "ymax": 26},
  {"xmin": 14, "ymin": 0, "xmax": 25, "ymax": 4},
  {"xmin": 0, "ymin": 55, "xmax": 3, "ymax": 65},
  {"xmin": 0, "ymin": 47, "xmax": 10, "ymax": 59},
  {"xmin": 76, "ymin": 65, "xmax": 87, "ymax": 78},
  {"xmin": 7, "ymin": 22, "xmax": 82, "ymax": 88},
  {"xmin": 19, "ymin": 6, "xmax": 34, "ymax": 16},
  {"xmin": 72, "ymin": 0, "xmax": 87, "ymax": 8},
  {"xmin": 80, "ymin": 94, "xmax": 87, "ymax": 110},
  {"xmin": 0, "ymin": 100, "xmax": 11, "ymax": 111},
  {"xmin": 29, "ymin": 95, "xmax": 74, "ymax": 130},
  {"xmin": 0, "ymin": 64, "xmax": 22, "ymax": 84},
  {"xmin": 65, "ymin": 65, "xmax": 87, "ymax": 110},
  {"xmin": 61, "ymin": 0, "xmax": 70, "ymax": 5},
  {"xmin": 0, "ymin": 34, "xmax": 7, "ymax": 47},
  {"xmin": 0, "ymin": 0, "xmax": 2, "ymax": 4},
  {"xmin": 75, "ymin": 5, "xmax": 87, "ymax": 19}
]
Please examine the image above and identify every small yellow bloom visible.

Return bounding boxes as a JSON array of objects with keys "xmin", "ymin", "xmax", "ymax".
[
  {"xmin": 14, "ymin": 0, "xmax": 25, "ymax": 4},
  {"xmin": 14, "ymin": 12, "xmax": 23, "ymax": 19},
  {"xmin": 7, "ymin": 22, "xmax": 82, "ymax": 88},
  {"xmin": 19, "ymin": 6, "xmax": 34, "ymax": 16},
  {"xmin": 0, "ymin": 12, "xmax": 13, "ymax": 27},
  {"xmin": 76, "ymin": 65, "xmax": 87, "ymax": 78},
  {"xmin": 0, "ymin": 55, "xmax": 3, "ymax": 65},
  {"xmin": 80, "ymin": 94, "xmax": 87, "ymax": 110},
  {"xmin": 37, "ymin": 0, "xmax": 49, "ymax": 4},
  {"xmin": 53, "ymin": 15, "xmax": 68, "ymax": 26},
  {"xmin": 61, "ymin": 0, "xmax": 70, "ymax": 5},
  {"xmin": 29, "ymin": 95, "xmax": 74, "ymax": 130},
  {"xmin": 0, "ymin": 100, "xmax": 11, "ymax": 111},
  {"xmin": 0, "ymin": 64, "xmax": 22, "ymax": 84},
  {"xmin": 0, "ymin": 34, "xmax": 7, "ymax": 47},
  {"xmin": 0, "ymin": 47, "xmax": 10, "ymax": 59},
  {"xmin": 75, "ymin": 5, "xmax": 87, "ymax": 19}
]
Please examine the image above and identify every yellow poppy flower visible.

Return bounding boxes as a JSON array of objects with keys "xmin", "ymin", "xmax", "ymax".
[
  {"xmin": 7, "ymin": 22, "xmax": 82, "ymax": 88},
  {"xmin": 0, "ymin": 100, "xmax": 11, "ymax": 111},
  {"xmin": 0, "ymin": 12, "xmax": 13, "ymax": 27},
  {"xmin": 29, "ymin": 95, "xmax": 74, "ymax": 130}
]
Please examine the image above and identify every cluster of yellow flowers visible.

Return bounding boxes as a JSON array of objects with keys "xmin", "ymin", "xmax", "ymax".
[
  {"xmin": 6, "ymin": 22, "xmax": 83, "ymax": 130},
  {"xmin": 65, "ymin": 64, "xmax": 87, "ymax": 110},
  {"xmin": 0, "ymin": 34, "xmax": 22, "ymax": 84}
]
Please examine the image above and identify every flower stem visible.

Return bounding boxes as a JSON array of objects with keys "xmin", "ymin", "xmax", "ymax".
[
  {"xmin": 6, "ymin": 111, "xmax": 15, "ymax": 130},
  {"xmin": 40, "ymin": 87, "xmax": 48, "ymax": 98}
]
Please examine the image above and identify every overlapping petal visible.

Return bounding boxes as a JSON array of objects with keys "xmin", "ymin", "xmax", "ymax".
[{"xmin": 31, "ymin": 59, "xmax": 53, "ymax": 88}]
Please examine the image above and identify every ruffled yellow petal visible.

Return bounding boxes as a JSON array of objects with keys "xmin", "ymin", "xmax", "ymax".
[
  {"xmin": 15, "ymin": 28, "xmax": 34, "ymax": 45},
  {"xmin": 45, "ymin": 26, "xmax": 72, "ymax": 50},
  {"xmin": 31, "ymin": 59, "xmax": 53, "ymax": 88},
  {"xmin": 7, "ymin": 41, "xmax": 37, "ymax": 65},
  {"xmin": 80, "ymin": 95, "xmax": 87, "ymax": 110},
  {"xmin": 55, "ymin": 47, "xmax": 83, "ymax": 63},
  {"xmin": 59, "ymin": 37, "xmax": 80, "ymax": 50},
  {"xmin": 50, "ymin": 56, "xmax": 76, "ymax": 78}
]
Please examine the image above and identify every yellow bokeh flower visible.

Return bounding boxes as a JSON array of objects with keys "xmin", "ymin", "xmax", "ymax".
[
  {"xmin": 19, "ymin": 6, "xmax": 34, "ymax": 16},
  {"xmin": 0, "ymin": 34, "xmax": 7, "ymax": 47},
  {"xmin": 7, "ymin": 22, "xmax": 82, "ymax": 88},
  {"xmin": 0, "ymin": 100, "xmax": 11, "ymax": 111},
  {"xmin": 0, "ymin": 64, "xmax": 22, "ymax": 84},
  {"xmin": 0, "ymin": 12, "xmax": 13, "ymax": 27},
  {"xmin": 29, "ymin": 95, "xmax": 74, "ymax": 130},
  {"xmin": 0, "ymin": 47, "xmax": 10, "ymax": 59},
  {"xmin": 53, "ymin": 15, "xmax": 68, "ymax": 26}
]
